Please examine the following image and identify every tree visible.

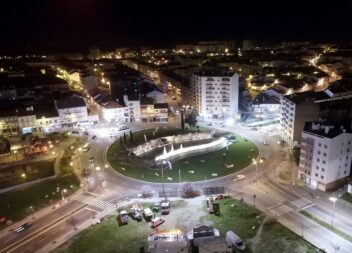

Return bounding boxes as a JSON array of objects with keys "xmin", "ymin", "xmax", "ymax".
[
  {"xmin": 123, "ymin": 132, "xmax": 127, "ymax": 144},
  {"xmin": 180, "ymin": 110, "xmax": 185, "ymax": 130},
  {"xmin": 129, "ymin": 130, "xmax": 134, "ymax": 144},
  {"xmin": 185, "ymin": 111, "xmax": 197, "ymax": 128}
]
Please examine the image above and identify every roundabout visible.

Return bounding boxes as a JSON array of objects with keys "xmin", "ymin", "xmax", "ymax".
[{"xmin": 106, "ymin": 127, "xmax": 259, "ymax": 183}]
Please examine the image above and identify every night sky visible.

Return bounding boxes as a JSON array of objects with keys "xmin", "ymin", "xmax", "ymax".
[{"xmin": 1, "ymin": 0, "xmax": 351, "ymax": 53}]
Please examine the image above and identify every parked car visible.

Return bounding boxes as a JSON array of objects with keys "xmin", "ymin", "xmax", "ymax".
[
  {"xmin": 89, "ymin": 156, "xmax": 94, "ymax": 162},
  {"xmin": 151, "ymin": 202, "xmax": 161, "ymax": 212},
  {"xmin": 207, "ymin": 123, "xmax": 212, "ymax": 126},
  {"xmin": 130, "ymin": 209, "xmax": 142, "ymax": 221},
  {"xmin": 119, "ymin": 210, "xmax": 129, "ymax": 224},
  {"xmin": 151, "ymin": 217, "xmax": 165, "ymax": 228},
  {"xmin": 143, "ymin": 208, "xmax": 154, "ymax": 221},
  {"xmin": 226, "ymin": 231, "xmax": 246, "ymax": 251},
  {"xmin": 161, "ymin": 201, "xmax": 170, "ymax": 215}
]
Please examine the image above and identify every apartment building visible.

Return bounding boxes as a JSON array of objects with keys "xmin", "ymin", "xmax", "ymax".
[
  {"xmin": 191, "ymin": 68, "xmax": 239, "ymax": 119},
  {"xmin": 299, "ymin": 122, "xmax": 352, "ymax": 191}
]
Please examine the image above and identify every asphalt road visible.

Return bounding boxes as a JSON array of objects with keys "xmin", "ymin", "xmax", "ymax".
[{"xmin": 1, "ymin": 122, "xmax": 352, "ymax": 253}]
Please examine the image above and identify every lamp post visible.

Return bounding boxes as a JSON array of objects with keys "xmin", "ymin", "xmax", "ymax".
[
  {"xmin": 329, "ymin": 197, "xmax": 337, "ymax": 228},
  {"xmin": 252, "ymin": 158, "xmax": 264, "ymax": 184},
  {"xmin": 162, "ymin": 160, "xmax": 172, "ymax": 201}
]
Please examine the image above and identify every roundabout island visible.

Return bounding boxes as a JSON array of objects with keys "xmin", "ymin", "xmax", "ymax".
[{"xmin": 106, "ymin": 127, "xmax": 259, "ymax": 183}]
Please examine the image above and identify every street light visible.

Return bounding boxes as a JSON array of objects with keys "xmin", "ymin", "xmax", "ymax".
[
  {"xmin": 161, "ymin": 160, "xmax": 172, "ymax": 201},
  {"xmin": 252, "ymin": 158, "xmax": 264, "ymax": 184},
  {"xmin": 329, "ymin": 197, "xmax": 337, "ymax": 228},
  {"xmin": 61, "ymin": 189, "xmax": 67, "ymax": 202}
]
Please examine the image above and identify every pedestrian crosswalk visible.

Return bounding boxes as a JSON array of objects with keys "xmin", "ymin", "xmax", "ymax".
[
  {"xmin": 269, "ymin": 204, "xmax": 294, "ymax": 216},
  {"xmin": 269, "ymin": 198, "xmax": 314, "ymax": 216},
  {"xmin": 72, "ymin": 193, "xmax": 115, "ymax": 211},
  {"xmin": 289, "ymin": 197, "xmax": 314, "ymax": 210}
]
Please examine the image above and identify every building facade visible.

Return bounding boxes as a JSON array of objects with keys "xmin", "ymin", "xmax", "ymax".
[
  {"xmin": 298, "ymin": 122, "xmax": 352, "ymax": 191},
  {"xmin": 280, "ymin": 93, "xmax": 320, "ymax": 148},
  {"xmin": 192, "ymin": 68, "xmax": 239, "ymax": 119}
]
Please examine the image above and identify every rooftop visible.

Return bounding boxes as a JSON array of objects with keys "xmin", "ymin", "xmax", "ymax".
[
  {"xmin": 194, "ymin": 67, "xmax": 234, "ymax": 77},
  {"xmin": 56, "ymin": 98, "xmax": 86, "ymax": 109},
  {"xmin": 303, "ymin": 121, "xmax": 352, "ymax": 139}
]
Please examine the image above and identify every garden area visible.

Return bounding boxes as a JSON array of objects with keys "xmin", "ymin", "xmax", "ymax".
[
  {"xmin": 0, "ymin": 160, "xmax": 55, "ymax": 189},
  {"xmin": 107, "ymin": 127, "xmax": 259, "ymax": 182},
  {"xmin": 53, "ymin": 197, "xmax": 317, "ymax": 253}
]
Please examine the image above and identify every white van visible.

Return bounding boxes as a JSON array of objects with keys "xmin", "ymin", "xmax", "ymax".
[
  {"xmin": 143, "ymin": 208, "xmax": 153, "ymax": 221},
  {"xmin": 226, "ymin": 231, "xmax": 246, "ymax": 251},
  {"xmin": 82, "ymin": 143, "xmax": 90, "ymax": 152}
]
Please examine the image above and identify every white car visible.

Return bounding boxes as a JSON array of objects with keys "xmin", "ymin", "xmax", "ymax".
[
  {"xmin": 151, "ymin": 217, "xmax": 165, "ymax": 228},
  {"xmin": 233, "ymin": 175, "xmax": 246, "ymax": 182}
]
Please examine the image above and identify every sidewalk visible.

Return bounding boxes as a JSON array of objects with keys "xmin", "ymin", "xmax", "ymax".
[{"xmin": 233, "ymin": 184, "xmax": 352, "ymax": 253}]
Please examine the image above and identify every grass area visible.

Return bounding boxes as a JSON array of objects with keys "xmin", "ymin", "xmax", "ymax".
[
  {"xmin": 300, "ymin": 210, "xmax": 352, "ymax": 242},
  {"xmin": 341, "ymin": 192, "xmax": 352, "ymax": 204},
  {"xmin": 53, "ymin": 198, "xmax": 317, "ymax": 253},
  {"xmin": 107, "ymin": 127, "xmax": 258, "ymax": 182},
  {"xmin": 0, "ymin": 160, "xmax": 55, "ymax": 189},
  {"xmin": 0, "ymin": 175, "xmax": 79, "ymax": 227},
  {"xmin": 258, "ymin": 219, "xmax": 317, "ymax": 253},
  {"xmin": 203, "ymin": 198, "xmax": 263, "ymax": 239}
]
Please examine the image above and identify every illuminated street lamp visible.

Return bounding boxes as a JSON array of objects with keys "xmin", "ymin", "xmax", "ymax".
[
  {"xmin": 61, "ymin": 188, "xmax": 67, "ymax": 202},
  {"xmin": 252, "ymin": 158, "xmax": 264, "ymax": 184},
  {"xmin": 329, "ymin": 197, "xmax": 337, "ymax": 228}
]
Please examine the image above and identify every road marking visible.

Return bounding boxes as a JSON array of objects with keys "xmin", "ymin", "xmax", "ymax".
[
  {"xmin": 85, "ymin": 191, "xmax": 99, "ymax": 196},
  {"xmin": 289, "ymin": 197, "xmax": 314, "ymax": 210},
  {"xmin": 269, "ymin": 204, "xmax": 294, "ymax": 216},
  {"xmin": 72, "ymin": 194, "xmax": 115, "ymax": 211},
  {"xmin": 0, "ymin": 205, "xmax": 86, "ymax": 253},
  {"xmin": 85, "ymin": 207, "xmax": 99, "ymax": 213}
]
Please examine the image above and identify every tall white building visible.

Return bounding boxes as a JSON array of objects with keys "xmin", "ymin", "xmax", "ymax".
[
  {"xmin": 192, "ymin": 68, "xmax": 239, "ymax": 119},
  {"xmin": 299, "ymin": 122, "xmax": 352, "ymax": 191}
]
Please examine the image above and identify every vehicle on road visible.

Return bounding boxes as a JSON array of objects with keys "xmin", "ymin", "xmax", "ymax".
[
  {"xmin": 151, "ymin": 202, "xmax": 161, "ymax": 212},
  {"xmin": 161, "ymin": 201, "xmax": 170, "ymax": 215},
  {"xmin": 143, "ymin": 208, "xmax": 154, "ymax": 221},
  {"xmin": 0, "ymin": 216, "xmax": 6, "ymax": 223},
  {"xmin": 91, "ymin": 135, "xmax": 97, "ymax": 140},
  {"xmin": 226, "ymin": 231, "xmax": 246, "ymax": 251},
  {"xmin": 171, "ymin": 96, "xmax": 177, "ymax": 100},
  {"xmin": 263, "ymin": 140, "xmax": 268, "ymax": 145},
  {"xmin": 15, "ymin": 223, "xmax": 31, "ymax": 233},
  {"xmin": 233, "ymin": 175, "xmax": 246, "ymax": 182},
  {"xmin": 89, "ymin": 156, "xmax": 94, "ymax": 162},
  {"xmin": 119, "ymin": 210, "xmax": 129, "ymax": 224},
  {"xmin": 82, "ymin": 143, "xmax": 90, "ymax": 152},
  {"xmin": 207, "ymin": 123, "xmax": 212, "ymax": 126},
  {"xmin": 151, "ymin": 217, "xmax": 165, "ymax": 228},
  {"xmin": 118, "ymin": 125, "xmax": 130, "ymax": 131}
]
